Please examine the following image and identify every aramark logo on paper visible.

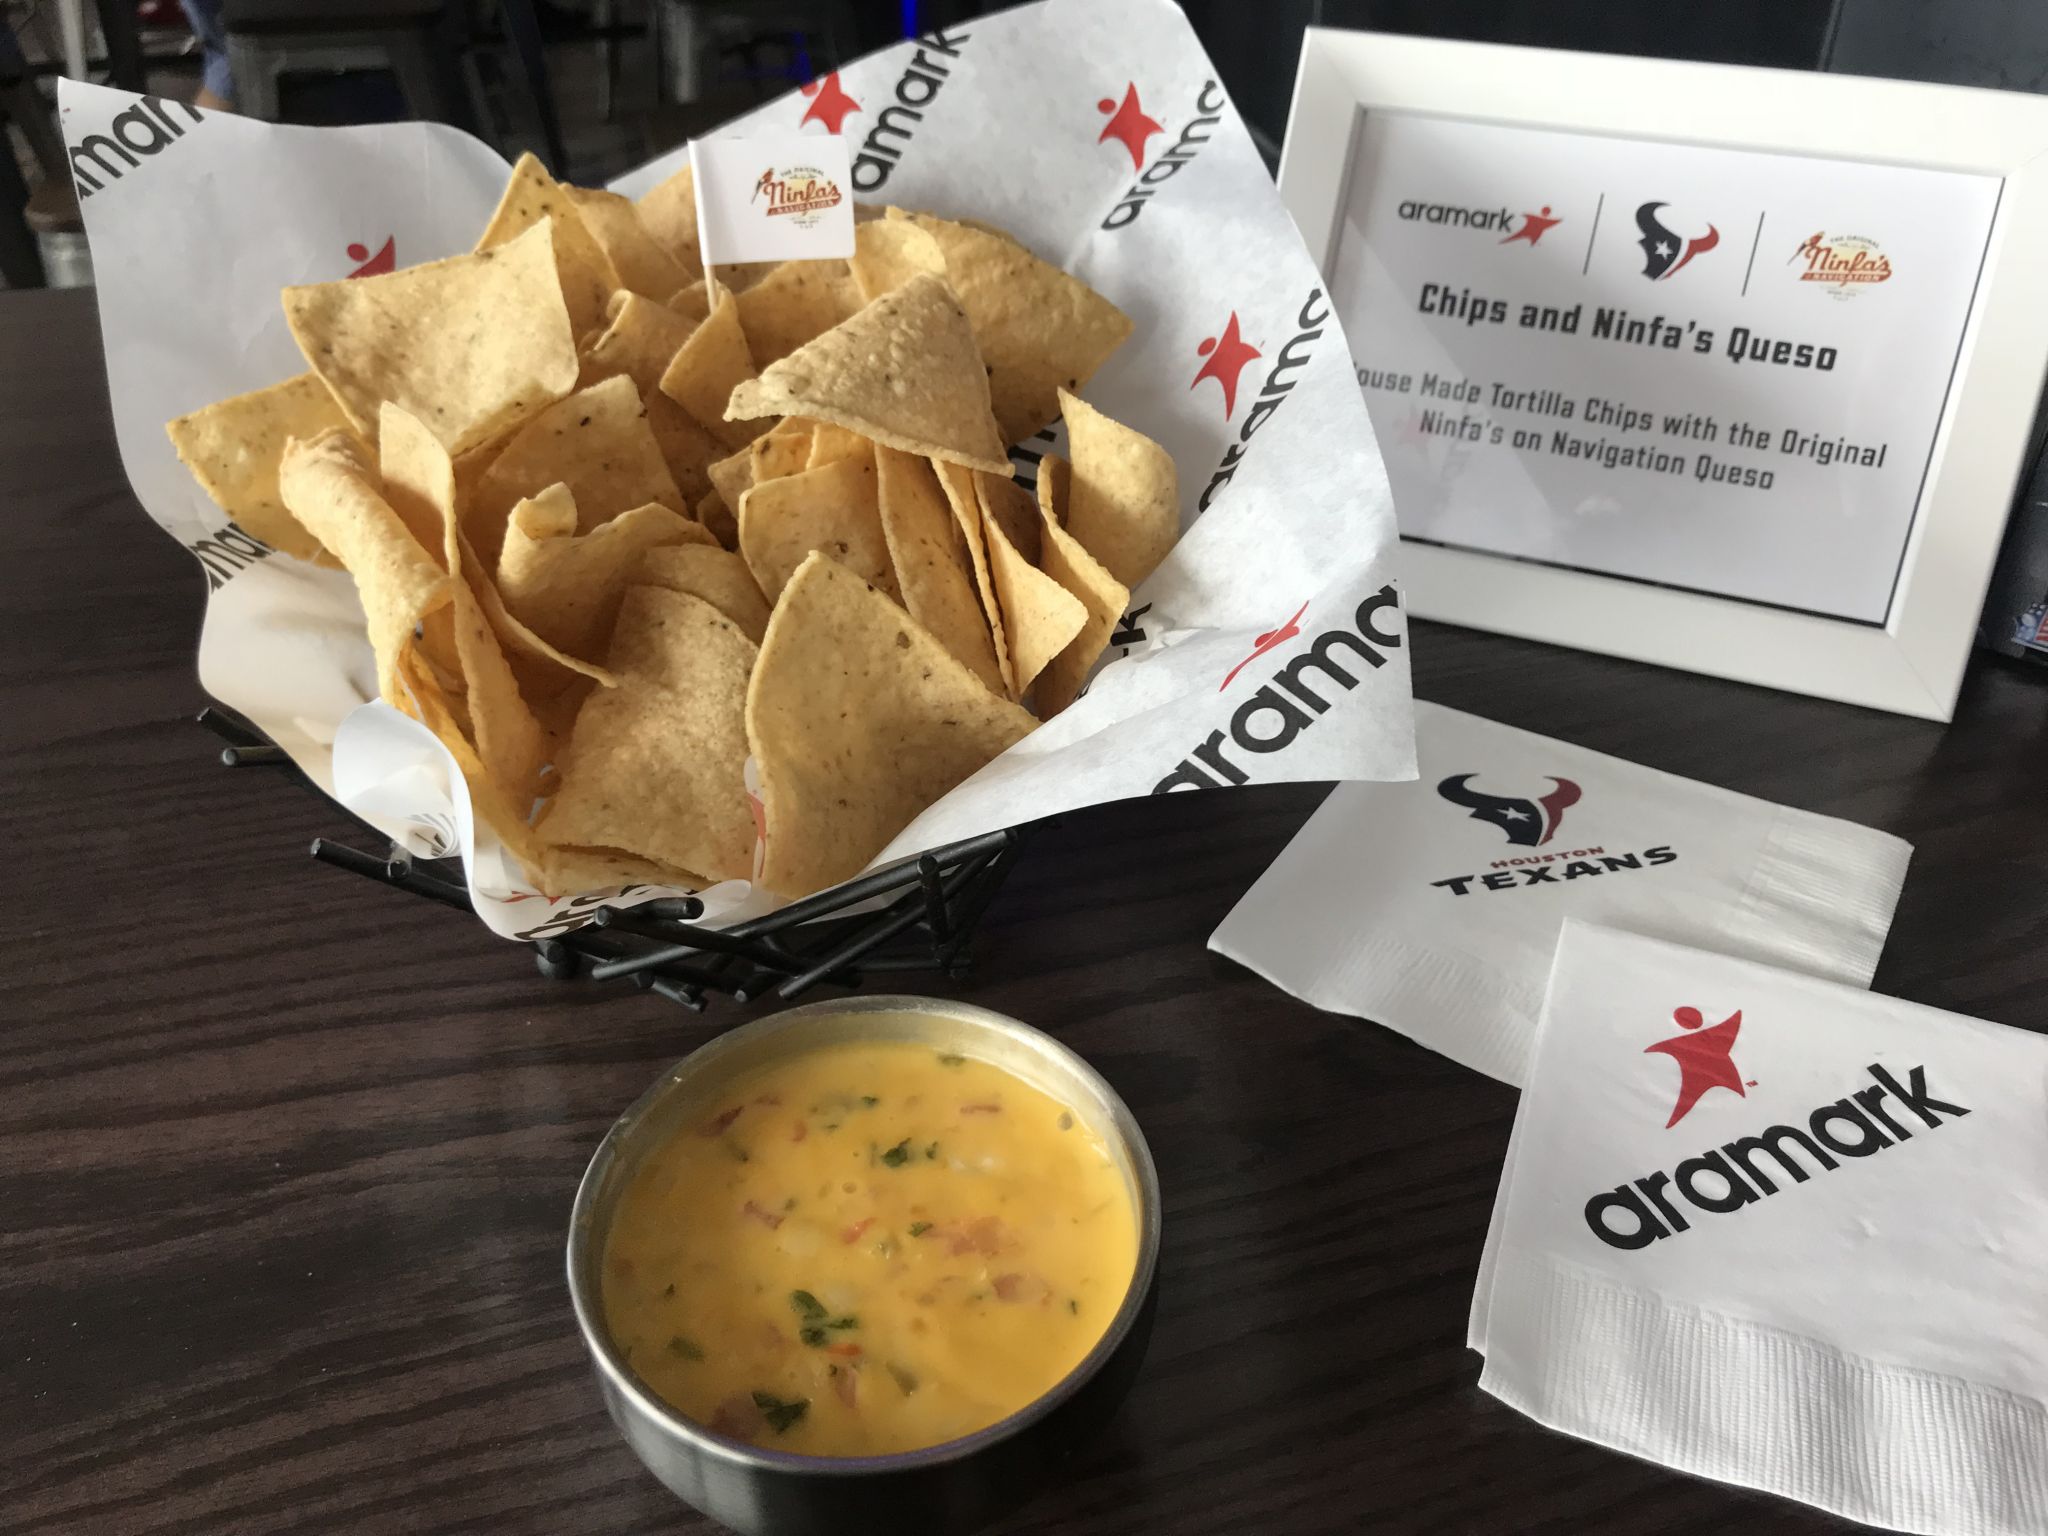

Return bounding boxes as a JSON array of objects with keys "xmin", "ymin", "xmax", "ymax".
[
  {"xmin": 347, "ymin": 238, "xmax": 395, "ymax": 277},
  {"xmin": 1219, "ymin": 602, "xmax": 1307, "ymax": 690},
  {"xmin": 1096, "ymin": 84, "xmax": 1163, "ymax": 170},
  {"xmin": 1153, "ymin": 586, "xmax": 1402, "ymax": 793},
  {"xmin": 1099, "ymin": 79, "xmax": 1227, "ymax": 231},
  {"xmin": 1197, "ymin": 290, "xmax": 1330, "ymax": 511},
  {"xmin": 69, "ymin": 95, "xmax": 204, "ymax": 198},
  {"xmin": 798, "ymin": 71, "xmax": 861, "ymax": 134},
  {"xmin": 1191, "ymin": 312, "xmax": 1261, "ymax": 417},
  {"xmin": 1646, "ymin": 1006, "xmax": 1747, "ymax": 1128},
  {"xmin": 1435, "ymin": 773, "xmax": 1581, "ymax": 847},
  {"xmin": 843, "ymin": 28, "xmax": 971, "ymax": 192},
  {"xmin": 1635, "ymin": 201, "xmax": 1719, "ymax": 281},
  {"xmin": 1585, "ymin": 1037, "xmax": 1972, "ymax": 1251}
]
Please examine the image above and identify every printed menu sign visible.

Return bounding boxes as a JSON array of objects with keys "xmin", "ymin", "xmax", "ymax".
[{"xmin": 1328, "ymin": 113, "xmax": 2001, "ymax": 623}]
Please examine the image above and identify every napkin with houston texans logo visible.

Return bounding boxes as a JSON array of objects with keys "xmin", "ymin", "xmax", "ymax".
[
  {"xmin": 1472, "ymin": 921, "xmax": 2048, "ymax": 1535},
  {"xmin": 1209, "ymin": 701, "xmax": 1911, "ymax": 1085}
]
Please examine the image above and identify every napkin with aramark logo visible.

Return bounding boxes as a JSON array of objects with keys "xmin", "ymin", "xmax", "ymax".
[
  {"xmin": 1471, "ymin": 922, "xmax": 2048, "ymax": 1535},
  {"xmin": 1209, "ymin": 702, "xmax": 1910, "ymax": 1085}
]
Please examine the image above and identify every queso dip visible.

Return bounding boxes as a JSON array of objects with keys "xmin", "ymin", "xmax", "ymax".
[{"xmin": 602, "ymin": 1039, "xmax": 1139, "ymax": 1457}]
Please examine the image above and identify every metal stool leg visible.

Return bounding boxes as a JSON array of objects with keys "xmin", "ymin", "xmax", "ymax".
[
  {"xmin": 227, "ymin": 35, "xmax": 281, "ymax": 120},
  {"xmin": 497, "ymin": 0, "xmax": 569, "ymax": 174},
  {"xmin": 386, "ymin": 30, "xmax": 456, "ymax": 124},
  {"xmin": 0, "ymin": 135, "xmax": 46, "ymax": 289}
]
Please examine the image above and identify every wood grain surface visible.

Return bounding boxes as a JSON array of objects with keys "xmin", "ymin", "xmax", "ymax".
[{"xmin": 4, "ymin": 286, "xmax": 2043, "ymax": 1535}]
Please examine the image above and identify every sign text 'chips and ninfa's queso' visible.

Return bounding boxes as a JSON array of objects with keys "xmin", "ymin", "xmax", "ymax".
[{"xmin": 165, "ymin": 154, "xmax": 1181, "ymax": 902}]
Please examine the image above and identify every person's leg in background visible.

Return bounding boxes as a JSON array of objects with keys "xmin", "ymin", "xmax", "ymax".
[{"xmin": 178, "ymin": 0, "xmax": 236, "ymax": 109}]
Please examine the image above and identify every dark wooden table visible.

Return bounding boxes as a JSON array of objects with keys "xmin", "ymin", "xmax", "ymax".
[{"xmin": 5, "ymin": 285, "xmax": 2043, "ymax": 1535}]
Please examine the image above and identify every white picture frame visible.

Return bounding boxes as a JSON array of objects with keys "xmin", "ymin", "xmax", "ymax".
[{"xmin": 1279, "ymin": 29, "xmax": 2048, "ymax": 720}]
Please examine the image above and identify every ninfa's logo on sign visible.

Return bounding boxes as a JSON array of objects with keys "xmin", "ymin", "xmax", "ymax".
[
  {"xmin": 1789, "ymin": 231, "xmax": 1893, "ymax": 297},
  {"xmin": 753, "ymin": 165, "xmax": 842, "ymax": 227}
]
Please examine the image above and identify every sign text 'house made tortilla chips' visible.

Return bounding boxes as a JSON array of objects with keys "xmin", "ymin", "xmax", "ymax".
[{"xmin": 167, "ymin": 153, "xmax": 1188, "ymax": 904}]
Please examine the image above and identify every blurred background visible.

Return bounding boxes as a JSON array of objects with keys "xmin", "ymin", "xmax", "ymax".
[{"xmin": 6, "ymin": 0, "xmax": 2047, "ymax": 292}]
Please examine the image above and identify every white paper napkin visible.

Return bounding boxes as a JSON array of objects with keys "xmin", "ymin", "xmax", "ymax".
[
  {"xmin": 1209, "ymin": 701, "xmax": 1911, "ymax": 1085},
  {"xmin": 1471, "ymin": 920, "xmax": 2048, "ymax": 1535}
]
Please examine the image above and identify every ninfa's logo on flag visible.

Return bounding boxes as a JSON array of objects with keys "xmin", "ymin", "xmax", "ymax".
[
  {"xmin": 1584, "ymin": 1008, "xmax": 1972, "ymax": 1251},
  {"xmin": 753, "ymin": 164, "xmax": 842, "ymax": 227},
  {"xmin": 693, "ymin": 131, "xmax": 855, "ymax": 266}
]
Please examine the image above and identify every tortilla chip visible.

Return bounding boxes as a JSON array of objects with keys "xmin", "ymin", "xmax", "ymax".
[
  {"xmin": 895, "ymin": 213, "xmax": 1133, "ymax": 444},
  {"xmin": 498, "ymin": 486, "xmax": 717, "ymax": 660},
  {"xmin": 1058, "ymin": 388, "xmax": 1179, "ymax": 587},
  {"xmin": 725, "ymin": 273, "xmax": 1008, "ymax": 473},
  {"xmin": 278, "ymin": 430, "xmax": 455, "ymax": 705},
  {"xmin": 668, "ymin": 279, "xmax": 711, "ymax": 322},
  {"xmin": 932, "ymin": 458, "xmax": 1015, "ymax": 698},
  {"xmin": 756, "ymin": 417, "xmax": 816, "ymax": 476},
  {"xmin": 976, "ymin": 472, "xmax": 1084, "ymax": 702},
  {"xmin": 586, "ymin": 291, "xmax": 695, "ymax": 392},
  {"xmin": 1034, "ymin": 501, "xmax": 1129, "ymax": 717},
  {"xmin": 874, "ymin": 446, "xmax": 1003, "ymax": 694},
  {"xmin": 633, "ymin": 161, "xmax": 704, "ymax": 276},
  {"xmin": 636, "ymin": 543, "xmax": 772, "ymax": 643},
  {"xmin": 734, "ymin": 259, "xmax": 863, "ymax": 365},
  {"xmin": 1034, "ymin": 452, "xmax": 1068, "ymax": 527},
  {"xmin": 534, "ymin": 843, "xmax": 706, "ymax": 899},
  {"xmin": 469, "ymin": 375, "xmax": 685, "ymax": 561},
  {"xmin": 711, "ymin": 261, "xmax": 780, "ymax": 292},
  {"xmin": 284, "ymin": 220, "xmax": 578, "ymax": 456},
  {"xmin": 644, "ymin": 392, "xmax": 719, "ymax": 505},
  {"xmin": 460, "ymin": 529, "xmax": 615, "ymax": 689},
  {"xmin": 540, "ymin": 586, "xmax": 756, "ymax": 882},
  {"xmin": 658, "ymin": 291, "xmax": 762, "ymax": 451},
  {"xmin": 847, "ymin": 216, "xmax": 945, "ymax": 304},
  {"xmin": 739, "ymin": 452, "xmax": 898, "ymax": 604},
  {"xmin": 474, "ymin": 153, "xmax": 620, "ymax": 337},
  {"xmin": 377, "ymin": 400, "xmax": 459, "ymax": 565},
  {"xmin": 694, "ymin": 488, "xmax": 737, "ymax": 549},
  {"xmin": 806, "ymin": 422, "xmax": 870, "ymax": 471},
  {"xmin": 746, "ymin": 552, "xmax": 1036, "ymax": 897},
  {"xmin": 565, "ymin": 185, "xmax": 694, "ymax": 300},
  {"xmin": 706, "ymin": 443, "xmax": 755, "ymax": 516},
  {"xmin": 166, "ymin": 372, "xmax": 353, "ymax": 563}
]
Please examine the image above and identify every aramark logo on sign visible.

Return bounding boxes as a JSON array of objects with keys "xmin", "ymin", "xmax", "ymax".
[
  {"xmin": 1099, "ymin": 79, "xmax": 1227, "ymax": 231},
  {"xmin": 1153, "ymin": 585, "xmax": 1402, "ymax": 793},
  {"xmin": 847, "ymin": 28, "xmax": 972, "ymax": 193}
]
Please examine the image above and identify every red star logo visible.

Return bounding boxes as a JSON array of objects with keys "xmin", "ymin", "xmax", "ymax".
[
  {"xmin": 1500, "ymin": 205, "xmax": 1562, "ymax": 247},
  {"xmin": 799, "ymin": 72, "xmax": 861, "ymax": 134},
  {"xmin": 1645, "ymin": 1006, "xmax": 1747, "ymax": 1128},
  {"xmin": 1220, "ymin": 602, "xmax": 1307, "ymax": 690},
  {"xmin": 1096, "ymin": 84, "xmax": 1163, "ymax": 172},
  {"xmin": 346, "ymin": 237, "xmax": 395, "ymax": 277},
  {"xmin": 1192, "ymin": 313, "xmax": 1261, "ymax": 418}
]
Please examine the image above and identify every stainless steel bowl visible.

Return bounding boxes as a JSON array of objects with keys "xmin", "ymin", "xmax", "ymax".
[{"xmin": 566, "ymin": 995, "xmax": 1163, "ymax": 1536}]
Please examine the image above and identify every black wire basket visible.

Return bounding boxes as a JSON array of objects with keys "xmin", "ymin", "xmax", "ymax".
[{"xmin": 200, "ymin": 706, "xmax": 1024, "ymax": 1009}]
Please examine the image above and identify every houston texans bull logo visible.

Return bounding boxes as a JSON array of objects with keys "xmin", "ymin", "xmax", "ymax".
[
  {"xmin": 1635, "ymin": 201, "xmax": 1719, "ymax": 282},
  {"xmin": 1436, "ymin": 774, "xmax": 1582, "ymax": 847}
]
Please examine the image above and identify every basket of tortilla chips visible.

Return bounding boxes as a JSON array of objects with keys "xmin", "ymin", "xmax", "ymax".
[{"xmin": 66, "ymin": 0, "xmax": 1414, "ymax": 948}]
